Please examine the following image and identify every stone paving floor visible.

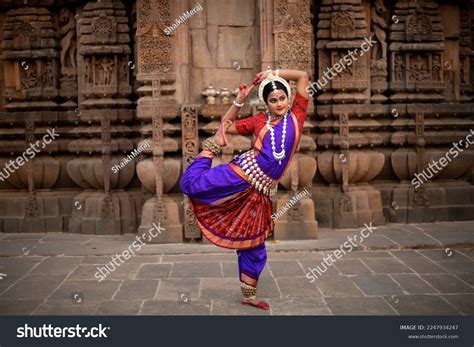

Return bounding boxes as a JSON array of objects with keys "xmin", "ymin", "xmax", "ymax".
[{"xmin": 0, "ymin": 221, "xmax": 473, "ymax": 315}]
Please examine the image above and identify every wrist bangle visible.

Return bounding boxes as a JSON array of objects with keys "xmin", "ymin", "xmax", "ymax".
[
  {"xmin": 203, "ymin": 138, "xmax": 222, "ymax": 155},
  {"xmin": 233, "ymin": 100, "xmax": 244, "ymax": 107},
  {"xmin": 275, "ymin": 68, "xmax": 280, "ymax": 77}
]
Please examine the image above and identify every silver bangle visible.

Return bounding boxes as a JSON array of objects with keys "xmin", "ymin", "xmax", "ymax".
[{"xmin": 233, "ymin": 100, "xmax": 244, "ymax": 107}]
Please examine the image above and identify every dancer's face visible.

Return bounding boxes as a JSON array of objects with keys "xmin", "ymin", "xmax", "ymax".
[{"xmin": 266, "ymin": 89, "xmax": 289, "ymax": 117}]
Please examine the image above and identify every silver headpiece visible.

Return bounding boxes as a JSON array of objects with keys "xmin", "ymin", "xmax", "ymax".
[{"xmin": 258, "ymin": 68, "xmax": 291, "ymax": 103}]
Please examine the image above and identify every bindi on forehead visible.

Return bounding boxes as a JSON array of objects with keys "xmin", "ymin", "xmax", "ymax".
[{"xmin": 268, "ymin": 90, "xmax": 287, "ymax": 99}]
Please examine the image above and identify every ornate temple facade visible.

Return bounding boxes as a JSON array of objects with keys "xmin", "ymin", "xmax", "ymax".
[{"xmin": 0, "ymin": 0, "xmax": 472, "ymax": 242}]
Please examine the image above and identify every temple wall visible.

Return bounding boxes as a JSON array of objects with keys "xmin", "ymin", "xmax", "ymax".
[{"xmin": 0, "ymin": 0, "xmax": 472, "ymax": 241}]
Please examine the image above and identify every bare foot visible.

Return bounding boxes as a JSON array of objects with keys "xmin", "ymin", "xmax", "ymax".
[
  {"xmin": 241, "ymin": 297, "xmax": 270, "ymax": 310},
  {"xmin": 213, "ymin": 119, "xmax": 233, "ymax": 147}
]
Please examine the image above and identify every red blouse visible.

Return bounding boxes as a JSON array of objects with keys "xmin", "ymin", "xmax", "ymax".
[{"xmin": 234, "ymin": 92, "xmax": 309, "ymax": 136}]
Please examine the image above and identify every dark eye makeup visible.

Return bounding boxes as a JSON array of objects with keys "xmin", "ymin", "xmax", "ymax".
[{"xmin": 268, "ymin": 95, "xmax": 287, "ymax": 103}]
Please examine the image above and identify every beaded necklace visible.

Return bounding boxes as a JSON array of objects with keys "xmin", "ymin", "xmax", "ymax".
[{"xmin": 266, "ymin": 110, "xmax": 289, "ymax": 165}]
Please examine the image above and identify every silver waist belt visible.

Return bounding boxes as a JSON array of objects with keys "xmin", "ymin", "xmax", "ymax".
[{"xmin": 237, "ymin": 150, "xmax": 278, "ymax": 196}]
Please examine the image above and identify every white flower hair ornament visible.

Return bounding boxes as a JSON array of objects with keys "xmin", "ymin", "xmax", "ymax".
[{"xmin": 257, "ymin": 68, "xmax": 291, "ymax": 104}]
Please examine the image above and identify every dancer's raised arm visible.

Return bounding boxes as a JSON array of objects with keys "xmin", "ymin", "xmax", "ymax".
[{"xmin": 223, "ymin": 83, "xmax": 254, "ymax": 134}]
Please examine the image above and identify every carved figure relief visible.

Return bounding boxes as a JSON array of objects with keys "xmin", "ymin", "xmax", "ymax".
[
  {"xmin": 371, "ymin": 0, "xmax": 387, "ymax": 61},
  {"xmin": 59, "ymin": 7, "xmax": 77, "ymax": 76},
  {"xmin": 432, "ymin": 55, "xmax": 441, "ymax": 81},
  {"xmin": 410, "ymin": 54, "xmax": 430, "ymax": 81},
  {"xmin": 97, "ymin": 57, "xmax": 115, "ymax": 86},
  {"xmin": 84, "ymin": 57, "xmax": 93, "ymax": 84},
  {"xmin": 21, "ymin": 63, "xmax": 38, "ymax": 89},
  {"xmin": 394, "ymin": 54, "xmax": 405, "ymax": 81},
  {"xmin": 42, "ymin": 61, "xmax": 54, "ymax": 87}
]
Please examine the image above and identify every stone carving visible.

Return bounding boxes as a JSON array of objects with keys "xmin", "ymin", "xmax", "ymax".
[
  {"xmin": 2, "ymin": 7, "xmax": 59, "ymax": 108},
  {"xmin": 21, "ymin": 63, "xmax": 38, "ymax": 90},
  {"xmin": 315, "ymin": 0, "xmax": 385, "ymax": 227},
  {"xmin": 394, "ymin": 54, "xmax": 405, "ymax": 81},
  {"xmin": 406, "ymin": 6, "xmax": 432, "ymax": 41},
  {"xmin": 97, "ymin": 57, "xmax": 115, "ymax": 85},
  {"xmin": 25, "ymin": 193, "xmax": 39, "ymax": 218},
  {"xmin": 432, "ymin": 55, "xmax": 442, "ymax": 81},
  {"xmin": 59, "ymin": 8, "xmax": 77, "ymax": 76},
  {"xmin": 68, "ymin": 0, "xmax": 134, "ymax": 234},
  {"xmin": 389, "ymin": 1, "xmax": 445, "ymax": 102},
  {"xmin": 118, "ymin": 57, "xmax": 130, "ymax": 86},
  {"xmin": 370, "ymin": 0, "xmax": 388, "ymax": 102},
  {"xmin": 274, "ymin": 0, "xmax": 312, "ymax": 72},
  {"xmin": 84, "ymin": 57, "xmax": 93, "ymax": 85},
  {"xmin": 136, "ymin": 0, "xmax": 174, "ymax": 74},
  {"xmin": 92, "ymin": 17, "xmax": 118, "ymax": 44},
  {"xmin": 181, "ymin": 105, "xmax": 201, "ymax": 239},
  {"xmin": 371, "ymin": 0, "xmax": 388, "ymax": 61},
  {"xmin": 332, "ymin": 11, "xmax": 355, "ymax": 39},
  {"xmin": 42, "ymin": 61, "xmax": 55, "ymax": 88},
  {"xmin": 410, "ymin": 54, "xmax": 430, "ymax": 81},
  {"xmin": 136, "ymin": 0, "xmax": 181, "ymax": 243},
  {"xmin": 339, "ymin": 194, "xmax": 352, "ymax": 213},
  {"xmin": 13, "ymin": 21, "xmax": 37, "ymax": 48}
]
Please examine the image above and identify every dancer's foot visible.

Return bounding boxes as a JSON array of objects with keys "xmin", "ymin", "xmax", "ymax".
[
  {"xmin": 241, "ymin": 297, "xmax": 270, "ymax": 310},
  {"xmin": 213, "ymin": 119, "xmax": 233, "ymax": 147}
]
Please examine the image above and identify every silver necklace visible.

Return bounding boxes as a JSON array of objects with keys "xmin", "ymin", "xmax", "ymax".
[{"xmin": 266, "ymin": 110, "xmax": 288, "ymax": 165}]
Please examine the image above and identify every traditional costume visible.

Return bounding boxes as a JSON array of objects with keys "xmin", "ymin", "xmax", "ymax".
[{"xmin": 180, "ymin": 70, "xmax": 308, "ymax": 307}]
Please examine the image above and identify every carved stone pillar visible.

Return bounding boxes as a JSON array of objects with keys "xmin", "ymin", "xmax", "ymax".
[
  {"xmin": 135, "ymin": 0, "xmax": 182, "ymax": 243},
  {"xmin": 371, "ymin": 0, "xmax": 389, "ymax": 103},
  {"xmin": 181, "ymin": 105, "xmax": 200, "ymax": 239},
  {"xmin": 387, "ymin": 0, "xmax": 474, "ymax": 223},
  {"xmin": 68, "ymin": 0, "xmax": 138, "ymax": 234},
  {"xmin": 58, "ymin": 7, "xmax": 78, "ymax": 108},
  {"xmin": 0, "ymin": 6, "xmax": 62, "ymax": 233},
  {"xmin": 313, "ymin": 0, "xmax": 385, "ymax": 228}
]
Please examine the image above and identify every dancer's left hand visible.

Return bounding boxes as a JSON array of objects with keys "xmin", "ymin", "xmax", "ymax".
[
  {"xmin": 235, "ymin": 83, "xmax": 254, "ymax": 103},
  {"xmin": 253, "ymin": 71, "xmax": 268, "ymax": 86}
]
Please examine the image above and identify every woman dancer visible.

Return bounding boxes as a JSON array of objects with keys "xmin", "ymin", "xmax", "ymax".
[{"xmin": 180, "ymin": 68, "xmax": 309, "ymax": 310}]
